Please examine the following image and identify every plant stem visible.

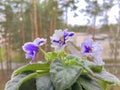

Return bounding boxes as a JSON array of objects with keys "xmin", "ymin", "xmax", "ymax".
[{"xmin": 39, "ymin": 47, "xmax": 46, "ymax": 55}]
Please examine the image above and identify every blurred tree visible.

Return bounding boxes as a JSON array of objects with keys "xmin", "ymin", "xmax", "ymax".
[
  {"xmin": 109, "ymin": 0, "xmax": 120, "ymax": 61},
  {"xmin": 0, "ymin": 0, "xmax": 67, "ymax": 63},
  {"xmin": 3, "ymin": 0, "xmax": 14, "ymax": 75},
  {"xmin": 100, "ymin": 0, "xmax": 120, "ymax": 61},
  {"xmin": 33, "ymin": 0, "xmax": 38, "ymax": 38},
  {"xmin": 102, "ymin": 0, "xmax": 114, "ymax": 25},
  {"xmin": 59, "ymin": 0, "xmax": 79, "ymax": 27},
  {"xmin": 81, "ymin": 0, "xmax": 103, "ymax": 39}
]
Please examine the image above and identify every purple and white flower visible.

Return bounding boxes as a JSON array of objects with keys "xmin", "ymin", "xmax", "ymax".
[
  {"xmin": 81, "ymin": 37, "xmax": 104, "ymax": 65},
  {"xmin": 22, "ymin": 38, "xmax": 46, "ymax": 64},
  {"xmin": 50, "ymin": 29, "xmax": 74, "ymax": 52}
]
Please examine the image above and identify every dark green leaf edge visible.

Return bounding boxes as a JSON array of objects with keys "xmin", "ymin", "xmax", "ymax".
[
  {"xmin": 36, "ymin": 75, "xmax": 54, "ymax": 90},
  {"xmin": 12, "ymin": 63, "xmax": 50, "ymax": 77},
  {"xmin": 76, "ymin": 59, "xmax": 120, "ymax": 86},
  {"xmin": 92, "ymin": 70, "xmax": 120, "ymax": 85},
  {"xmin": 78, "ymin": 74, "xmax": 105, "ymax": 90},
  {"xmin": 16, "ymin": 72, "xmax": 49, "ymax": 90}
]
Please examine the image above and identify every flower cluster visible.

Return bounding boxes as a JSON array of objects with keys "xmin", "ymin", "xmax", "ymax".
[
  {"xmin": 22, "ymin": 29, "xmax": 104, "ymax": 66},
  {"xmin": 5, "ymin": 29, "xmax": 120, "ymax": 90},
  {"xmin": 81, "ymin": 37, "xmax": 104, "ymax": 65},
  {"xmin": 22, "ymin": 38, "xmax": 47, "ymax": 64},
  {"xmin": 50, "ymin": 29, "xmax": 74, "ymax": 52}
]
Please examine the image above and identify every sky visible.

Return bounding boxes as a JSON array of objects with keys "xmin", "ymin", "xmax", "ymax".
[{"xmin": 67, "ymin": 0, "xmax": 119, "ymax": 26}]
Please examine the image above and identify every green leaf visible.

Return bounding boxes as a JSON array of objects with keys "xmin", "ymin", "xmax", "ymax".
[
  {"xmin": 71, "ymin": 82, "xmax": 83, "ymax": 90},
  {"xmin": 19, "ymin": 78, "xmax": 36, "ymax": 90},
  {"xmin": 76, "ymin": 59, "xmax": 103, "ymax": 73},
  {"xmin": 57, "ymin": 50, "xmax": 65, "ymax": 57},
  {"xmin": 89, "ymin": 64, "xmax": 103, "ymax": 73},
  {"xmin": 65, "ymin": 55, "xmax": 79, "ymax": 65},
  {"xmin": 5, "ymin": 73, "xmax": 36, "ymax": 90},
  {"xmin": 98, "ymin": 80, "xmax": 107, "ymax": 90},
  {"xmin": 5, "ymin": 71, "xmax": 49, "ymax": 90},
  {"xmin": 76, "ymin": 60, "xmax": 94, "ymax": 75},
  {"xmin": 65, "ymin": 87, "xmax": 72, "ymax": 90},
  {"xmin": 76, "ymin": 60, "xmax": 120, "ymax": 86},
  {"xmin": 66, "ymin": 54, "xmax": 79, "ymax": 60},
  {"xmin": 50, "ymin": 59, "xmax": 82, "ymax": 90},
  {"xmin": 78, "ymin": 74, "xmax": 105, "ymax": 90},
  {"xmin": 45, "ymin": 52, "xmax": 57, "ymax": 61},
  {"xmin": 17, "ymin": 72, "xmax": 49, "ymax": 89},
  {"xmin": 12, "ymin": 63, "xmax": 50, "ymax": 77},
  {"xmin": 93, "ymin": 70, "xmax": 120, "ymax": 85},
  {"xmin": 36, "ymin": 75, "xmax": 54, "ymax": 90},
  {"xmin": 5, "ymin": 73, "xmax": 27, "ymax": 90},
  {"xmin": 84, "ymin": 60, "xmax": 103, "ymax": 73}
]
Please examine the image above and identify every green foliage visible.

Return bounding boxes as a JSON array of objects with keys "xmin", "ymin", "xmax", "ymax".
[
  {"xmin": 93, "ymin": 70, "xmax": 120, "ymax": 85},
  {"xmin": 5, "ymin": 72, "xmax": 49, "ymax": 90},
  {"xmin": 50, "ymin": 59, "xmax": 82, "ymax": 90},
  {"xmin": 4, "ymin": 55, "xmax": 120, "ymax": 90},
  {"xmin": 12, "ymin": 63, "xmax": 50, "ymax": 77},
  {"xmin": 88, "ymin": 64, "xmax": 103, "ymax": 73},
  {"xmin": 45, "ymin": 52, "xmax": 58, "ymax": 61},
  {"xmin": 5, "ymin": 63, "xmax": 50, "ymax": 90},
  {"xmin": 71, "ymin": 82, "xmax": 83, "ymax": 90},
  {"xmin": 77, "ymin": 74, "xmax": 105, "ymax": 90},
  {"xmin": 36, "ymin": 75, "xmax": 54, "ymax": 90},
  {"xmin": 5, "ymin": 73, "xmax": 27, "ymax": 90},
  {"xmin": 76, "ymin": 59, "xmax": 120, "ymax": 85}
]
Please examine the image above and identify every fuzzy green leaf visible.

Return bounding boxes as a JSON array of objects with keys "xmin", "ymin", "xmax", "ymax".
[
  {"xmin": 78, "ymin": 74, "xmax": 105, "ymax": 90},
  {"xmin": 76, "ymin": 60, "xmax": 94, "ymax": 74},
  {"xmin": 93, "ymin": 70, "xmax": 120, "ymax": 85},
  {"xmin": 89, "ymin": 65, "xmax": 103, "ymax": 73},
  {"xmin": 36, "ymin": 75, "xmax": 54, "ymax": 90},
  {"xmin": 50, "ymin": 59, "xmax": 82, "ymax": 90},
  {"xmin": 5, "ymin": 73, "xmax": 27, "ymax": 90},
  {"xmin": 71, "ymin": 82, "xmax": 83, "ymax": 90},
  {"xmin": 45, "ymin": 52, "xmax": 57, "ymax": 61},
  {"xmin": 12, "ymin": 63, "xmax": 50, "ymax": 77},
  {"xmin": 17, "ymin": 72, "xmax": 49, "ymax": 89},
  {"xmin": 5, "ymin": 71, "xmax": 49, "ymax": 90},
  {"xmin": 5, "ymin": 73, "xmax": 36, "ymax": 90},
  {"xmin": 76, "ymin": 59, "xmax": 120, "ymax": 86}
]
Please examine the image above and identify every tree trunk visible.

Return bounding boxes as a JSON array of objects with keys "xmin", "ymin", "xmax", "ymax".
[
  {"xmin": 20, "ymin": 3, "xmax": 25, "ymax": 44},
  {"xmin": 92, "ymin": 16, "xmax": 96, "ymax": 40},
  {"xmin": 33, "ymin": 0, "xmax": 38, "ymax": 38},
  {"xmin": 29, "ymin": 13, "xmax": 34, "ymax": 41},
  {"xmin": 114, "ymin": 0, "xmax": 120, "ymax": 60}
]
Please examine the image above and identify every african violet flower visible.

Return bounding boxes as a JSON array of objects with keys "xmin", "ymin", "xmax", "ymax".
[
  {"xmin": 81, "ymin": 37, "xmax": 104, "ymax": 65},
  {"xmin": 22, "ymin": 38, "xmax": 46, "ymax": 64},
  {"xmin": 50, "ymin": 29, "xmax": 74, "ymax": 52}
]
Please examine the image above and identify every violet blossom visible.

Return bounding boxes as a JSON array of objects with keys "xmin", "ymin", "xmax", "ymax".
[
  {"xmin": 22, "ymin": 38, "xmax": 46, "ymax": 64},
  {"xmin": 50, "ymin": 29, "xmax": 74, "ymax": 52},
  {"xmin": 81, "ymin": 37, "xmax": 104, "ymax": 65}
]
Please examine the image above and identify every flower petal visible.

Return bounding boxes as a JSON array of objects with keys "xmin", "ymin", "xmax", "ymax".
[
  {"xmin": 81, "ymin": 37, "xmax": 104, "ymax": 65},
  {"xmin": 22, "ymin": 38, "xmax": 46, "ymax": 64},
  {"xmin": 51, "ymin": 29, "xmax": 74, "ymax": 52},
  {"xmin": 33, "ymin": 38, "xmax": 47, "ymax": 46},
  {"xmin": 22, "ymin": 42, "xmax": 38, "ymax": 52}
]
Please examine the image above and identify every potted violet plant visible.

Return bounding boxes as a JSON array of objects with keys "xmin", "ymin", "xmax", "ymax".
[{"xmin": 5, "ymin": 29, "xmax": 120, "ymax": 90}]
